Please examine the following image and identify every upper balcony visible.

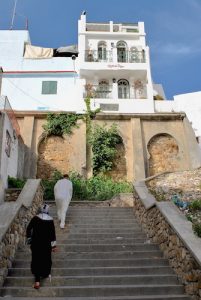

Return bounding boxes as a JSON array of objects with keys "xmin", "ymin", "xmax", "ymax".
[
  {"xmin": 86, "ymin": 22, "xmax": 139, "ymax": 34},
  {"xmin": 85, "ymin": 49, "xmax": 145, "ymax": 63}
]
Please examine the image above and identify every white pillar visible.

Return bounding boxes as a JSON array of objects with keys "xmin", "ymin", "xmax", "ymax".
[{"xmin": 112, "ymin": 82, "xmax": 118, "ymax": 100}]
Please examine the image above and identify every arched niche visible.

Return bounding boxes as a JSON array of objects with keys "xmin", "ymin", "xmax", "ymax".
[
  {"xmin": 37, "ymin": 135, "xmax": 71, "ymax": 179},
  {"xmin": 147, "ymin": 133, "xmax": 179, "ymax": 176}
]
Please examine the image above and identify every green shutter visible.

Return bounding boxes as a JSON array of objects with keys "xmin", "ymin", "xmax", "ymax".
[{"xmin": 42, "ymin": 81, "xmax": 57, "ymax": 94}]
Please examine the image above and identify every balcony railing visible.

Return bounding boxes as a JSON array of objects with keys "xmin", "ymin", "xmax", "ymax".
[
  {"xmin": 117, "ymin": 50, "xmax": 145, "ymax": 63},
  {"xmin": 85, "ymin": 50, "xmax": 113, "ymax": 62},
  {"xmin": 84, "ymin": 84, "xmax": 147, "ymax": 100},
  {"xmin": 85, "ymin": 50, "xmax": 145, "ymax": 63},
  {"xmin": 84, "ymin": 85, "xmax": 113, "ymax": 99}
]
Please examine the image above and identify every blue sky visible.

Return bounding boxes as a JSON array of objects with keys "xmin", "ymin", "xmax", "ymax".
[{"xmin": 1, "ymin": 0, "xmax": 201, "ymax": 99}]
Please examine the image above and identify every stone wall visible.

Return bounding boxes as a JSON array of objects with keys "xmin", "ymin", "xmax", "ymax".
[
  {"xmin": 4, "ymin": 188, "xmax": 22, "ymax": 202},
  {"xmin": 0, "ymin": 181, "xmax": 43, "ymax": 286},
  {"xmin": 133, "ymin": 192, "xmax": 201, "ymax": 300},
  {"xmin": 15, "ymin": 112, "xmax": 201, "ymax": 181}
]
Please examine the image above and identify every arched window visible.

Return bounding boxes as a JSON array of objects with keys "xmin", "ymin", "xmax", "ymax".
[
  {"xmin": 117, "ymin": 41, "xmax": 127, "ymax": 62},
  {"xmin": 97, "ymin": 80, "xmax": 110, "ymax": 98},
  {"xmin": 98, "ymin": 41, "xmax": 107, "ymax": 61},
  {"xmin": 118, "ymin": 79, "xmax": 130, "ymax": 99}
]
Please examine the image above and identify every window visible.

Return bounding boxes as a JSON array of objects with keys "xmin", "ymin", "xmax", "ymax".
[
  {"xmin": 117, "ymin": 41, "xmax": 127, "ymax": 62},
  {"xmin": 5, "ymin": 130, "xmax": 11, "ymax": 157},
  {"xmin": 98, "ymin": 41, "xmax": 107, "ymax": 61},
  {"xmin": 42, "ymin": 81, "xmax": 57, "ymax": 94},
  {"xmin": 96, "ymin": 80, "xmax": 110, "ymax": 98},
  {"xmin": 118, "ymin": 79, "xmax": 130, "ymax": 99}
]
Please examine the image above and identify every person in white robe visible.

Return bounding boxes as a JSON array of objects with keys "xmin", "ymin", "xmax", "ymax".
[{"xmin": 54, "ymin": 174, "xmax": 73, "ymax": 229}]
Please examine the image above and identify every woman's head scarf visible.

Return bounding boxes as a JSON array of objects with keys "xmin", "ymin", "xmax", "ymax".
[{"xmin": 40, "ymin": 204, "xmax": 49, "ymax": 214}]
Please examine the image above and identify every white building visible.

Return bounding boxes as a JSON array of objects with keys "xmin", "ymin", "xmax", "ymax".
[{"xmin": 78, "ymin": 13, "xmax": 154, "ymax": 113}]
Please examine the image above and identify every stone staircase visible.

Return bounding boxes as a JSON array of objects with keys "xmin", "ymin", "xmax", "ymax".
[{"xmin": 0, "ymin": 203, "xmax": 191, "ymax": 299}]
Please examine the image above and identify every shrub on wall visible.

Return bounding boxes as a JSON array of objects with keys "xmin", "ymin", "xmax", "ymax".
[
  {"xmin": 42, "ymin": 113, "xmax": 81, "ymax": 137},
  {"xmin": 89, "ymin": 124, "xmax": 122, "ymax": 175},
  {"xmin": 8, "ymin": 176, "xmax": 26, "ymax": 189}
]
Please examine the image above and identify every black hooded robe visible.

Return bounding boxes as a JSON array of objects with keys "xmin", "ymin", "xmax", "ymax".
[{"xmin": 26, "ymin": 214, "xmax": 56, "ymax": 279}]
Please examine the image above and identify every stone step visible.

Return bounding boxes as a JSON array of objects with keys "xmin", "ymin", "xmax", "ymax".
[
  {"xmin": 55, "ymin": 216, "xmax": 139, "ymax": 222},
  {"xmin": 24, "ymin": 243, "xmax": 159, "ymax": 252},
  {"xmin": 66, "ymin": 228, "xmax": 147, "ymax": 234},
  {"xmin": 64, "ymin": 232, "xmax": 147, "ymax": 239},
  {"xmin": 8, "ymin": 266, "xmax": 175, "ymax": 277},
  {"xmin": 66, "ymin": 222, "xmax": 141, "ymax": 230},
  {"xmin": 2, "ymin": 205, "xmax": 190, "ymax": 299},
  {"xmin": 16, "ymin": 250, "xmax": 163, "ymax": 260},
  {"xmin": 0, "ymin": 284, "xmax": 186, "ymax": 297},
  {"xmin": 50, "ymin": 206, "xmax": 134, "ymax": 211},
  {"xmin": 4, "ymin": 274, "xmax": 179, "ymax": 287},
  {"xmin": 13, "ymin": 258, "xmax": 170, "ymax": 268},
  {"xmin": 0, "ymin": 296, "xmax": 191, "ymax": 300},
  {"xmin": 52, "ymin": 238, "xmax": 148, "ymax": 244},
  {"xmin": 58, "ymin": 236, "xmax": 148, "ymax": 242}
]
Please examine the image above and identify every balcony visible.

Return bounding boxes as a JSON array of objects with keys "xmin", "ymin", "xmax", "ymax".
[
  {"xmin": 86, "ymin": 22, "xmax": 139, "ymax": 33},
  {"xmin": 84, "ymin": 84, "xmax": 113, "ymax": 99},
  {"xmin": 85, "ymin": 50, "xmax": 112, "ymax": 63},
  {"xmin": 85, "ymin": 50, "xmax": 145, "ymax": 63},
  {"xmin": 84, "ymin": 83, "xmax": 147, "ymax": 100}
]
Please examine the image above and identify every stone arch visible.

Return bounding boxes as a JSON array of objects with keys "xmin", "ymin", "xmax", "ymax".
[
  {"xmin": 37, "ymin": 135, "xmax": 72, "ymax": 179},
  {"xmin": 106, "ymin": 135, "xmax": 127, "ymax": 180},
  {"xmin": 147, "ymin": 133, "xmax": 179, "ymax": 176}
]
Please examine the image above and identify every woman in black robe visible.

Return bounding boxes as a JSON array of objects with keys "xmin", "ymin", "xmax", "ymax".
[{"xmin": 26, "ymin": 204, "xmax": 56, "ymax": 289}]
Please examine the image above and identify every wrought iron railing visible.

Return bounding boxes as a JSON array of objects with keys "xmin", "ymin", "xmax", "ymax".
[
  {"xmin": 0, "ymin": 96, "xmax": 21, "ymax": 137},
  {"xmin": 85, "ymin": 50, "xmax": 113, "ymax": 62},
  {"xmin": 84, "ymin": 85, "xmax": 113, "ymax": 99},
  {"xmin": 85, "ymin": 50, "xmax": 145, "ymax": 63},
  {"xmin": 117, "ymin": 50, "xmax": 146, "ymax": 63}
]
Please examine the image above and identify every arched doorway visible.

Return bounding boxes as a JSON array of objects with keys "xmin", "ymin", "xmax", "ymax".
[
  {"xmin": 147, "ymin": 134, "xmax": 179, "ymax": 176},
  {"xmin": 118, "ymin": 79, "xmax": 130, "ymax": 99},
  {"xmin": 98, "ymin": 41, "xmax": 107, "ymax": 61},
  {"xmin": 117, "ymin": 41, "xmax": 127, "ymax": 62}
]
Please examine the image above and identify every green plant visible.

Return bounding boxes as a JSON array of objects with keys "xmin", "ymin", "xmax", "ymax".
[
  {"xmin": 69, "ymin": 173, "xmax": 133, "ymax": 201},
  {"xmin": 42, "ymin": 171, "xmax": 63, "ymax": 200},
  {"xmin": 43, "ymin": 113, "xmax": 81, "ymax": 137},
  {"xmin": 189, "ymin": 200, "xmax": 201, "ymax": 211},
  {"xmin": 193, "ymin": 222, "xmax": 201, "ymax": 237},
  {"xmin": 84, "ymin": 97, "xmax": 101, "ymax": 137},
  {"xmin": 8, "ymin": 176, "xmax": 26, "ymax": 188},
  {"xmin": 89, "ymin": 124, "xmax": 122, "ymax": 175},
  {"xmin": 42, "ymin": 171, "xmax": 132, "ymax": 201}
]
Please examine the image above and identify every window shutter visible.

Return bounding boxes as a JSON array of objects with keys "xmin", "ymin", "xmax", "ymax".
[{"xmin": 42, "ymin": 81, "xmax": 57, "ymax": 94}]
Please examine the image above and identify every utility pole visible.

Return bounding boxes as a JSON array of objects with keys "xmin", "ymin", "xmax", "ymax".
[{"xmin": 10, "ymin": 0, "xmax": 18, "ymax": 30}]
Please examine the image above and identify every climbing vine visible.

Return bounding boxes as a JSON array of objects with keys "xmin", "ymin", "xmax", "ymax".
[
  {"xmin": 89, "ymin": 123, "xmax": 122, "ymax": 175},
  {"xmin": 42, "ymin": 113, "xmax": 81, "ymax": 137},
  {"xmin": 84, "ymin": 96, "xmax": 101, "ymax": 138}
]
